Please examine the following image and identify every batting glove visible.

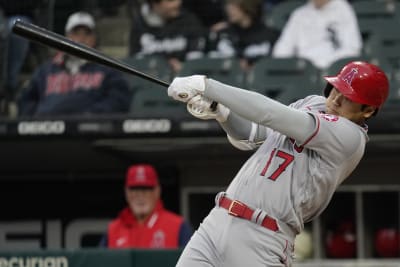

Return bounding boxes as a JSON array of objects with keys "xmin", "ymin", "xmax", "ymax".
[
  {"xmin": 168, "ymin": 75, "xmax": 206, "ymax": 103},
  {"xmin": 187, "ymin": 95, "xmax": 230, "ymax": 122}
]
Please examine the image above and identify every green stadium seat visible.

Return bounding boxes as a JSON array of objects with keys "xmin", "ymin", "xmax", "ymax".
[
  {"xmin": 264, "ymin": 0, "xmax": 305, "ymax": 31},
  {"xmin": 363, "ymin": 27, "xmax": 400, "ymax": 71},
  {"xmin": 246, "ymin": 58, "xmax": 321, "ymax": 104},
  {"xmin": 352, "ymin": 0, "xmax": 400, "ymax": 41},
  {"xmin": 388, "ymin": 76, "xmax": 400, "ymax": 104},
  {"xmin": 129, "ymin": 88, "xmax": 187, "ymax": 118},
  {"xmin": 177, "ymin": 57, "xmax": 245, "ymax": 88},
  {"xmin": 122, "ymin": 56, "xmax": 173, "ymax": 93}
]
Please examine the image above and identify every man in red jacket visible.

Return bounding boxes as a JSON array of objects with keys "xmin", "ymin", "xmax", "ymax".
[{"xmin": 100, "ymin": 164, "xmax": 193, "ymax": 248}]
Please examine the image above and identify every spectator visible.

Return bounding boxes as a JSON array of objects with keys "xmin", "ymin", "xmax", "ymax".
[
  {"xmin": 100, "ymin": 164, "xmax": 193, "ymax": 248},
  {"xmin": 207, "ymin": 0, "xmax": 280, "ymax": 71},
  {"xmin": 0, "ymin": 1, "xmax": 39, "ymax": 104},
  {"xmin": 17, "ymin": 11, "xmax": 131, "ymax": 116},
  {"xmin": 272, "ymin": 0, "xmax": 362, "ymax": 69},
  {"xmin": 129, "ymin": 0, "xmax": 207, "ymax": 73}
]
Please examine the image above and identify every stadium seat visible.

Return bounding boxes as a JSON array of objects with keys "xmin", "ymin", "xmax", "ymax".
[
  {"xmin": 122, "ymin": 56, "xmax": 173, "ymax": 93},
  {"xmin": 264, "ymin": 0, "xmax": 304, "ymax": 31},
  {"xmin": 246, "ymin": 58, "xmax": 321, "ymax": 105},
  {"xmin": 129, "ymin": 88, "xmax": 187, "ymax": 118},
  {"xmin": 352, "ymin": 0, "xmax": 400, "ymax": 41},
  {"xmin": 363, "ymin": 27, "xmax": 400, "ymax": 71},
  {"xmin": 388, "ymin": 72, "xmax": 400, "ymax": 104},
  {"xmin": 177, "ymin": 57, "xmax": 245, "ymax": 88}
]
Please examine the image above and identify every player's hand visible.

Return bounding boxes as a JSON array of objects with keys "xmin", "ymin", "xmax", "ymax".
[
  {"xmin": 187, "ymin": 95, "xmax": 230, "ymax": 122},
  {"xmin": 168, "ymin": 75, "xmax": 206, "ymax": 103}
]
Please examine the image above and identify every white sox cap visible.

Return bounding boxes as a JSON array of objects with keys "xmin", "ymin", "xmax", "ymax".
[{"xmin": 65, "ymin": 12, "xmax": 95, "ymax": 33}]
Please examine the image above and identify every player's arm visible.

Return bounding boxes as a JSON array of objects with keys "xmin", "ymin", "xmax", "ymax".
[
  {"xmin": 168, "ymin": 76, "xmax": 316, "ymax": 144},
  {"xmin": 203, "ymin": 79, "xmax": 316, "ymax": 144},
  {"xmin": 220, "ymin": 113, "xmax": 268, "ymax": 150}
]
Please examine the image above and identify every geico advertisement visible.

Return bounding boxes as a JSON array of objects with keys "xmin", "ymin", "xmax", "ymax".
[
  {"xmin": 0, "ymin": 219, "xmax": 110, "ymax": 249},
  {"xmin": 0, "ymin": 257, "xmax": 68, "ymax": 267}
]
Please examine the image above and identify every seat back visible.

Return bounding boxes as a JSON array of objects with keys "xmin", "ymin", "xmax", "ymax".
[
  {"xmin": 178, "ymin": 57, "xmax": 245, "ymax": 88},
  {"xmin": 122, "ymin": 56, "xmax": 173, "ymax": 93},
  {"xmin": 363, "ymin": 27, "xmax": 400, "ymax": 71},
  {"xmin": 129, "ymin": 88, "xmax": 186, "ymax": 118},
  {"xmin": 246, "ymin": 58, "xmax": 321, "ymax": 104},
  {"xmin": 264, "ymin": 0, "xmax": 305, "ymax": 31},
  {"xmin": 352, "ymin": 0, "xmax": 400, "ymax": 41},
  {"xmin": 388, "ymin": 75, "xmax": 400, "ymax": 104}
]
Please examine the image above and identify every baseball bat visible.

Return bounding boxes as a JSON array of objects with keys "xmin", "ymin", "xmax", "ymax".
[{"xmin": 12, "ymin": 20, "xmax": 218, "ymax": 110}]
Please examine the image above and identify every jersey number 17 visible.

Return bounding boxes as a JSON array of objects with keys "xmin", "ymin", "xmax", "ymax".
[{"xmin": 260, "ymin": 149, "xmax": 294, "ymax": 181}]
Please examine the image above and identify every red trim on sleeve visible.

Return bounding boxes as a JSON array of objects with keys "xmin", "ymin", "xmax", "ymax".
[{"xmin": 300, "ymin": 113, "xmax": 321, "ymax": 147}]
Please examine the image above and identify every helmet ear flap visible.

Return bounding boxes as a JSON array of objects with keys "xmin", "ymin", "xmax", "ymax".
[{"xmin": 324, "ymin": 83, "xmax": 333, "ymax": 97}]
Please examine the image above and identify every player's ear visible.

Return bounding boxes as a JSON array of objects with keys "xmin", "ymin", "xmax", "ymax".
[{"xmin": 362, "ymin": 105, "xmax": 377, "ymax": 120}]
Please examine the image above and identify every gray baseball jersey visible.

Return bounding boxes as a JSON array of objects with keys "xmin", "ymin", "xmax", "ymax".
[{"xmin": 177, "ymin": 79, "xmax": 368, "ymax": 267}]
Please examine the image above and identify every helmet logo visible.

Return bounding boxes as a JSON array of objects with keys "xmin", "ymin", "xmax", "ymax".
[{"xmin": 341, "ymin": 68, "xmax": 358, "ymax": 85}]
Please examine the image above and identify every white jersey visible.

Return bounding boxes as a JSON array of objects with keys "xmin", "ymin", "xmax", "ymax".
[
  {"xmin": 272, "ymin": 0, "xmax": 362, "ymax": 69},
  {"xmin": 204, "ymin": 79, "xmax": 368, "ymax": 234}
]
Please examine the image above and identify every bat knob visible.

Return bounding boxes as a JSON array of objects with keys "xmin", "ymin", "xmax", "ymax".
[
  {"xmin": 178, "ymin": 92, "xmax": 189, "ymax": 99},
  {"xmin": 210, "ymin": 101, "xmax": 218, "ymax": 111}
]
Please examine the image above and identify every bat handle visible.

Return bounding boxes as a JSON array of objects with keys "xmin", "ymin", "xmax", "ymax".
[{"xmin": 210, "ymin": 101, "xmax": 218, "ymax": 112}]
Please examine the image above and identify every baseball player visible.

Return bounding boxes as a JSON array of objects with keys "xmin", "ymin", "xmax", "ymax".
[{"xmin": 167, "ymin": 61, "xmax": 389, "ymax": 267}]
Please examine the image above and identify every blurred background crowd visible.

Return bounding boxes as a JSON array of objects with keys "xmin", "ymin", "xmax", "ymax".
[{"xmin": 0, "ymin": 0, "xmax": 399, "ymax": 119}]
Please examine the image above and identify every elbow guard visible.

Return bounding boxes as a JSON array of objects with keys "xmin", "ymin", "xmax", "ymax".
[{"xmin": 227, "ymin": 134, "xmax": 262, "ymax": 151}]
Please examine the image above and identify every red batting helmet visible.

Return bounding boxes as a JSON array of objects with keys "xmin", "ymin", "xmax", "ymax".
[
  {"xmin": 324, "ymin": 61, "xmax": 389, "ymax": 108},
  {"xmin": 374, "ymin": 228, "xmax": 400, "ymax": 257},
  {"xmin": 325, "ymin": 221, "xmax": 357, "ymax": 258}
]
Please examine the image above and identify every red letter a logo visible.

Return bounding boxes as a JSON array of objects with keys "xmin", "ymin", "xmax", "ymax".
[{"xmin": 341, "ymin": 68, "xmax": 358, "ymax": 85}]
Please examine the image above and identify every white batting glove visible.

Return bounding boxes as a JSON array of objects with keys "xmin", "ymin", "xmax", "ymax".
[
  {"xmin": 187, "ymin": 95, "xmax": 230, "ymax": 122},
  {"xmin": 167, "ymin": 75, "xmax": 206, "ymax": 103}
]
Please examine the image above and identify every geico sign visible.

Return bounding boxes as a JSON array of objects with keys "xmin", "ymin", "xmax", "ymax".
[
  {"xmin": 122, "ymin": 119, "xmax": 171, "ymax": 133},
  {"xmin": 0, "ymin": 257, "xmax": 68, "ymax": 267},
  {"xmin": 0, "ymin": 219, "xmax": 109, "ymax": 249},
  {"xmin": 18, "ymin": 121, "xmax": 65, "ymax": 135}
]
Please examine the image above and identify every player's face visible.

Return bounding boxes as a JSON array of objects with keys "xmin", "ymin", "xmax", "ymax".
[
  {"xmin": 326, "ymin": 88, "xmax": 376, "ymax": 123},
  {"xmin": 125, "ymin": 186, "xmax": 160, "ymax": 220}
]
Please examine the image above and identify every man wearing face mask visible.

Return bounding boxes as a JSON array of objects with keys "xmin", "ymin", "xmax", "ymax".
[
  {"xmin": 100, "ymin": 164, "xmax": 193, "ymax": 248},
  {"xmin": 17, "ymin": 11, "xmax": 131, "ymax": 116}
]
